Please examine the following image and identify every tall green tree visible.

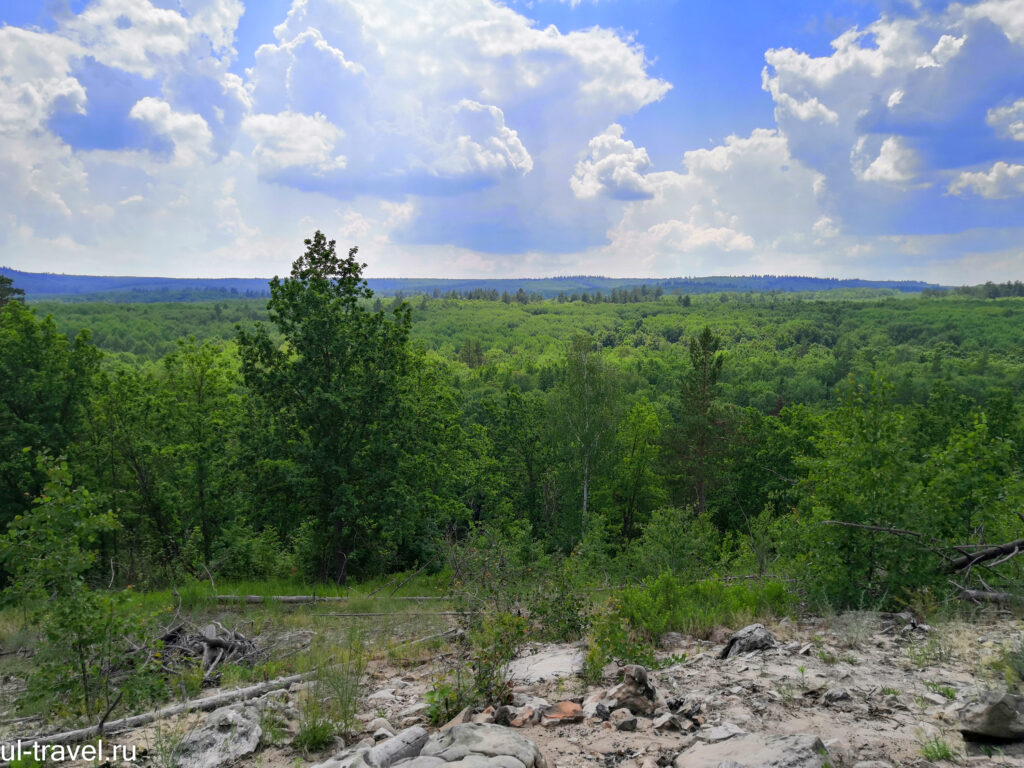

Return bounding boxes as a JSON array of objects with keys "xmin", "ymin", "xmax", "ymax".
[
  {"xmin": 599, "ymin": 397, "xmax": 667, "ymax": 541},
  {"xmin": 556, "ymin": 333, "xmax": 617, "ymax": 537},
  {"xmin": 673, "ymin": 325, "xmax": 726, "ymax": 515},
  {"xmin": 237, "ymin": 232, "xmax": 412, "ymax": 583},
  {"xmin": 0, "ymin": 274, "xmax": 25, "ymax": 308},
  {"xmin": 162, "ymin": 338, "xmax": 240, "ymax": 562},
  {"xmin": 0, "ymin": 302, "xmax": 100, "ymax": 527}
]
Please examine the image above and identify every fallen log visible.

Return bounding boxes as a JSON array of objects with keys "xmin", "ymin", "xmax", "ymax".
[
  {"xmin": 3, "ymin": 671, "xmax": 311, "ymax": 752},
  {"xmin": 215, "ymin": 594, "xmax": 445, "ymax": 604},
  {"xmin": 956, "ymin": 588, "xmax": 1024, "ymax": 604}
]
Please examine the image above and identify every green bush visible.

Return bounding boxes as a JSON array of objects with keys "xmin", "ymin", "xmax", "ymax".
[
  {"xmin": 624, "ymin": 507, "xmax": 723, "ymax": 581},
  {"xmin": 468, "ymin": 611, "xmax": 528, "ymax": 706},
  {"xmin": 586, "ymin": 573, "xmax": 794, "ymax": 669},
  {"xmin": 212, "ymin": 517, "xmax": 292, "ymax": 581}
]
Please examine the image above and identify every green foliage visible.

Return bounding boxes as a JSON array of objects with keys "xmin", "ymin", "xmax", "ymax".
[
  {"xmin": 212, "ymin": 517, "xmax": 292, "ymax": 581},
  {"xmin": 0, "ymin": 456, "xmax": 160, "ymax": 720},
  {"xmin": 296, "ymin": 631, "xmax": 366, "ymax": 753},
  {"xmin": 923, "ymin": 681, "xmax": 956, "ymax": 700},
  {"xmin": 467, "ymin": 611, "xmax": 528, "ymax": 707},
  {"xmin": 0, "ymin": 301, "xmax": 100, "ymax": 527},
  {"xmin": 625, "ymin": 506, "xmax": 723, "ymax": 581},
  {"xmin": 919, "ymin": 736, "xmax": 956, "ymax": 761},
  {"xmin": 425, "ymin": 674, "xmax": 469, "ymax": 726},
  {"xmin": 586, "ymin": 573, "xmax": 794, "ymax": 669}
]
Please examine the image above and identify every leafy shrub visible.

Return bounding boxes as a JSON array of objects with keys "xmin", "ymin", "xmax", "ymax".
[
  {"xmin": 297, "ymin": 630, "xmax": 366, "ymax": 748},
  {"xmin": 424, "ymin": 674, "xmax": 469, "ymax": 726},
  {"xmin": 624, "ymin": 507, "xmax": 723, "ymax": 581},
  {"xmin": 586, "ymin": 573, "xmax": 794, "ymax": 669},
  {"xmin": 468, "ymin": 611, "xmax": 528, "ymax": 706},
  {"xmin": 449, "ymin": 521, "xmax": 587, "ymax": 641},
  {"xmin": 212, "ymin": 517, "xmax": 292, "ymax": 581},
  {"xmin": 1, "ymin": 456, "xmax": 163, "ymax": 720}
]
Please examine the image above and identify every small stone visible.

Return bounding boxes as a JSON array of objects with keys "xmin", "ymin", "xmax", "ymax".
[
  {"xmin": 369, "ymin": 689, "xmax": 397, "ymax": 702},
  {"xmin": 609, "ymin": 708, "xmax": 637, "ymax": 732},
  {"xmin": 374, "ymin": 729, "xmax": 394, "ymax": 742},
  {"xmin": 368, "ymin": 718, "xmax": 396, "ymax": 735},
  {"xmin": 540, "ymin": 700, "xmax": 584, "ymax": 727},
  {"xmin": 651, "ymin": 713, "xmax": 681, "ymax": 731},
  {"xmin": 472, "ymin": 707, "xmax": 496, "ymax": 725},
  {"xmin": 705, "ymin": 722, "xmax": 747, "ymax": 742},
  {"xmin": 718, "ymin": 624, "xmax": 777, "ymax": 659},
  {"xmin": 398, "ymin": 702, "xmax": 429, "ymax": 718},
  {"xmin": 823, "ymin": 687, "xmax": 851, "ymax": 705}
]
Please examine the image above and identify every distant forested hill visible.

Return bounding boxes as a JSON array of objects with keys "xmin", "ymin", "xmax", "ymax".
[{"xmin": 1, "ymin": 266, "xmax": 942, "ymax": 302}]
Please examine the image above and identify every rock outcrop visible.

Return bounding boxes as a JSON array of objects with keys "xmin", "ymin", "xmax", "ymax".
[
  {"xmin": 312, "ymin": 724, "xmax": 548, "ymax": 768},
  {"xmin": 174, "ymin": 704, "xmax": 262, "ymax": 768}
]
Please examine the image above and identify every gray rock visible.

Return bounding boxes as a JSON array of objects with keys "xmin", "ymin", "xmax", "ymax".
[
  {"xmin": 392, "ymin": 758, "xmax": 447, "ymax": 768},
  {"xmin": 851, "ymin": 762, "xmax": 894, "ymax": 768},
  {"xmin": 705, "ymin": 722, "xmax": 747, "ymax": 742},
  {"xmin": 958, "ymin": 691, "xmax": 1024, "ymax": 740},
  {"xmin": 506, "ymin": 645, "xmax": 584, "ymax": 683},
  {"xmin": 368, "ymin": 718, "xmax": 396, "ymax": 735},
  {"xmin": 606, "ymin": 665, "xmax": 660, "ymax": 716},
  {"xmin": 610, "ymin": 708, "xmax": 637, "ymax": 731},
  {"xmin": 315, "ymin": 721, "xmax": 547, "ymax": 768},
  {"xmin": 719, "ymin": 624, "xmax": 777, "ymax": 659},
  {"xmin": 674, "ymin": 733, "xmax": 831, "ymax": 768},
  {"xmin": 367, "ymin": 726, "xmax": 430, "ymax": 768},
  {"xmin": 434, "ymin": 724, "xmax": 548, "ymax": 768},
  {"xmin": 581, "ymin": 690, "xmax": 606, "ymax": 718},
  {"xmin": 175, "ymin": 705, "xmax": 262, "ymax": 768},
  {"xmin": 652, "ymin": 712, "xmax": 683, "ymax": 731},
  {"xmin": 823, "ymin": 687, "xmax": 851, "ymax": 705}
]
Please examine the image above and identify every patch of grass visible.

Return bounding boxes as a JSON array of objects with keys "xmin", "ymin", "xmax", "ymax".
[
  {"xmin": 919, "ymin": 735, "xmax": 956, "ymax": 761},
  {"xmin": 587, "ymin": 573, "xmax": 794, "ymax": 669},
  {"xmin": 817, "ymin": 649, "xmax": 839, "ymax": 665},
  {"xmin": 881, "ymin": 686, "xmax": 901, "ymax": 696},
  {"xmin": 258, "ymin": 707, "xmax": 289, "ymax": 748},
  {"xmin": 906, "ymin": 635, "xmax": 952, "ymax": 668},
  {"xmin": 924, "ymin": 681, "xmax": 956, "ymax": 700},
  {"xmin": 987, "ymin": 634, "xmax": 1024, "ymax": 692}
]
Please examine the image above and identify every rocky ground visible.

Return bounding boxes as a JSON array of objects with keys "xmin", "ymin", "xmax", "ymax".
[{"xmin": 7, "ymin": 610, "xmax": 1024, "ymax": 767}]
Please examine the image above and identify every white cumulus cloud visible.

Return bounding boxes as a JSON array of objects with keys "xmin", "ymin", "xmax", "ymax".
[
  {"xmin": 949, "ymin": 162, "xmax": 1024, "ymax": 198},
  {"xmin": 570, "ymin": 124, "xmax": 653, "ymax": 200}
]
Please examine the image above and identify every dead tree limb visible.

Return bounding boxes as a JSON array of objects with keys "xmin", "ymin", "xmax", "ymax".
[
  {"xmin": 947, "ymin": 537, "xmax": 1024, "ymax": 572},
  {"xmin": 215, "ymin": 594, "xmax": 445, "ymax": 604},
  {"xmin": 5, "ymin": 671, "xmax": 311, "ymax": 751}
]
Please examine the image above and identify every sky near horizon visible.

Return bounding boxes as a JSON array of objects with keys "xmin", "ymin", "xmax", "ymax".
[{"xmin": 1, "ymin": 1, "xmax": 1023, "ymax": 281}]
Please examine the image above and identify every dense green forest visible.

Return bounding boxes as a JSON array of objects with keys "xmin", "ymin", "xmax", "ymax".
[
  {"xmin": 2, "ymin": 238, "xmax": 1024, "ymax": 726},
  {"xmin": 5, "ymin": 244, "xmax": 1024, "ymax": 597}
]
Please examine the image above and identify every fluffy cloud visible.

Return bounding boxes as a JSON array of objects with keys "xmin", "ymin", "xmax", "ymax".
[
  {"xmin": 2, "ymin": 0, "xmax": 1023, "ymax": 281},
  {"xmin": 949, "ymin": 161, "xmax": 1024, "ymax": 198},
  {"xmin": 987, "ymin": 99, "xmax": 1024, "ymax": 140},
  {"xmin": 129, "ymin": 97, "xmax": 213, "ymax": 165},
  {"xmin": 242, "ymin": 0, "xmax": 667, "ymax": 204},
  {"xmin": 242, "ymin": 111, "xmax": 346, "ymax": 174},
  {"xmin": 855, "ymin": 136, "xmax": 919, "ymax": 184},
  {"xmin": 592, "ymin": 128, "xmax": 828, "ymax": 275},
  {"xmin": 570, "ymin": 124, "xmax": 653, "ymax": 200}
]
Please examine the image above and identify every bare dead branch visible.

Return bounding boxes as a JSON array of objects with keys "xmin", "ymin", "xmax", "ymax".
[{"xmin": 947, "ymin": 537, "xmax": 1024, "ymax": 573}]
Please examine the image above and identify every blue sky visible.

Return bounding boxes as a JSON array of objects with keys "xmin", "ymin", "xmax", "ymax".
[{"xmin": 1, "ymin": 0, "xmax": 1022, "ymax": 281}]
